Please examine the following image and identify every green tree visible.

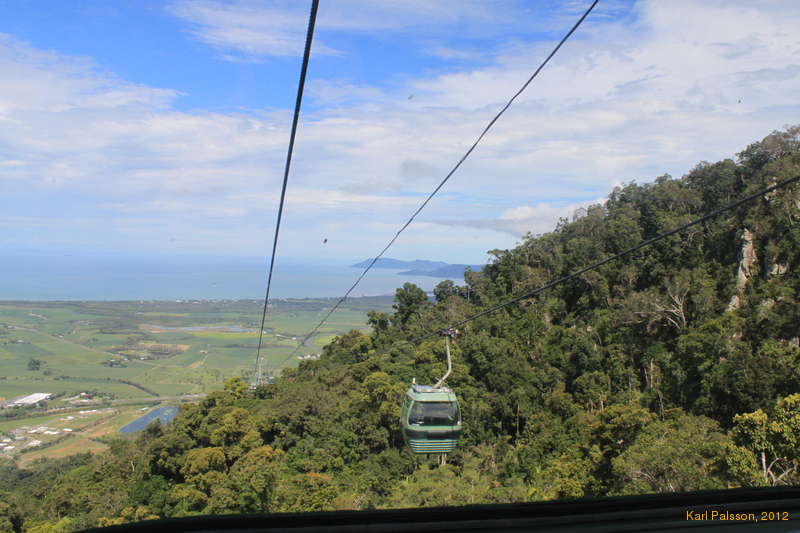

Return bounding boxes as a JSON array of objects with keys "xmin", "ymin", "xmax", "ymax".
[
  {"xmin": 0, "ymin": 501, "xmax": 18, "ymax": 533},
  {"xmin": 389, "ymin": 458, "xmax": 525, "ymax": 508},
  {"xmin": 274, "ymin": 473, "xmax": 338, "ymax": 512},
  {"xmin": 223, "ymin": 377, "xmax": 249, "ymax": 399},
  {"xmin": 573, "ymin": 371, "xmax": 611, "ymax": 413},
  {"xmin": 26, "ymin": 517, "xmax": 73, "ymax": 533},
  {"xmin": 433, "ymin": 280, "xmax": 457, "ymax": 303},
  {"xmin": 228, "ymin": 446, "xmax": 282, "ymax": 512},
  {"xmin": 209, "ymin": 408, "xmax": 263, "ymax": 460},
  {"xmin": 97, "ymin": 507, "xmax": 159, "ymax": 527},
  {"xmin": 392, "ymin": 283, "xmax": 429, "ymax": 328},
  {"xmin": 611, "ymin": 411, "xmax": 732, "ymax": 494},
  {"xmin": 730, "ymin": 393, "xmax": 800, "ymax": 486}
]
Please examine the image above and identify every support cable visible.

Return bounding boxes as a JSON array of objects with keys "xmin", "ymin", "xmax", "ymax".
[
  {"xmin": 252, "ymin": 0, "xmax": 319, "ymax": 388},
  {"xmin": 290, "ymin": 0, "xmax": 599, "ymax": 357}
]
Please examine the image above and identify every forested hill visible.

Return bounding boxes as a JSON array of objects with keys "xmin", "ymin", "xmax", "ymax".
[{"xmin": 2, "ymin": 127, "xmax": 800, "ymax": 531}]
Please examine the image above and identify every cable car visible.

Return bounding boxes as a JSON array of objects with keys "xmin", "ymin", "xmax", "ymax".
[
  {"xmin": 401, "ymin": 383, "xmax": 462, "ymax": 454},
  {"xmin": 401, "ymin": 328, "xmax": 462, "ymax": 454}
]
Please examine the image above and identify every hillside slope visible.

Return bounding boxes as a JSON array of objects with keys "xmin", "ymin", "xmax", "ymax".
[{"xmin": 2, "ymin": 127, "xmax": 800, "ymax": 530}]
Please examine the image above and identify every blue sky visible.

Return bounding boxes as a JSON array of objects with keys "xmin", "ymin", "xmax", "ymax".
[{"xmin": 2, "ymin": 0, "xmax": 799, "ymax": 270}]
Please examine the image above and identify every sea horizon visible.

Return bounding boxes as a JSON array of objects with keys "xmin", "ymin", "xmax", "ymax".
[{"xmin": 0, "ymin": 252, "xmax": 463, "ymax": 301}]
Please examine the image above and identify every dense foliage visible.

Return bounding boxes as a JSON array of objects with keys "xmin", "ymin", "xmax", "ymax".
[{"xmin": 2, "ymin": 127, "xmax": 800, "ymax": 531}]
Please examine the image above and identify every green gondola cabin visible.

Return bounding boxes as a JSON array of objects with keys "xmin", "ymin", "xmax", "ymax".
[{"xmin": 401, "ymin": 384, "xmax": 462, "ymax": 454}]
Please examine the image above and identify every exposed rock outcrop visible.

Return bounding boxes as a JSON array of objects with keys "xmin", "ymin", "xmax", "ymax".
[{"xmin": 727, "ymin": 229, "xmax": 757, "ymax": 311}]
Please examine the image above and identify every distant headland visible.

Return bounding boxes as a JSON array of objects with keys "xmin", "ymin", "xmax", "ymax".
[{"xmin": 350, "ymin": 258, "xmax": 483, "ymax": 278}]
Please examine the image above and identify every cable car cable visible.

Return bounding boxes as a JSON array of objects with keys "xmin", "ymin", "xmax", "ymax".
[
  {"xmin": 379, "ymin": 174, "xmax": 800, "ymax": 355},
  {"xmin": 289, "ymin": 0, "xmax": 600, "ymax": 358},
  {"xmin": 252, "ymin": 0, "xmax": 319, "ymax": 386}
]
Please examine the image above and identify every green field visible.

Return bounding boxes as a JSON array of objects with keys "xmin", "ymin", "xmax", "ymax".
[{"xmin": 0, "ymin": 298, "xmax": 393, "ymax": 402}]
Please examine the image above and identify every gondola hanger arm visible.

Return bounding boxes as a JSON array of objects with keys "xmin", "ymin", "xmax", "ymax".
[{"xmin": 434, "ymin": 331, "xmax": 456, "ymax": 389}]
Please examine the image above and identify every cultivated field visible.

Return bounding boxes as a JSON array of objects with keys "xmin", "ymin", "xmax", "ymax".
[{"xmin": 0, "ymin": 297, "xmax": 393, "ymax": 403}]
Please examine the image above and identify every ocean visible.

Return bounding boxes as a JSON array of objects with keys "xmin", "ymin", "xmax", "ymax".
[{"xmin": 0, "ymin": 252, "xmax": 451, "ymax": 300}]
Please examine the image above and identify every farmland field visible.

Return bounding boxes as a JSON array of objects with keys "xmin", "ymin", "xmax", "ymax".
[
  {"xmin": 0, "ymin": 297, "xmax": 393, "ymax": 403},
  {"xmin": 6, "ymin": 403, "xmax": 165, "ymax": 466}
]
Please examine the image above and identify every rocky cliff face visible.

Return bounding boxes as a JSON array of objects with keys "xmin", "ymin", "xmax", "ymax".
[{"xmin": 727, "ymin": 228, "xmax": 757, "ymax": 311}]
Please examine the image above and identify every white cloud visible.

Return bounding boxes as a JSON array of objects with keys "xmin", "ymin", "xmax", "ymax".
[
  {"xmin": 432, "ymin": 198, "xmax": 606, "ymax": 238},
  {"xmin": 102, "ymin": 200, "xmax": 248, "ymax": 218},
  {"xmin": 306, "ymin": 79, "xmax": 386, "ymax": 106},
  {"xmin": 0, "ymin": 34, "xmax": 177, "ymax": 115},
  {"xmin": 3, "ymin": 0, "xmax": 800, "ymax": 263},
  {"xmin": 167, "ymin": 0, "xmax": 550, "ymax": 61},
  {"xmin": 424, "ymin": 45, "xmax": 489, "ymax": 62},
  {"xmin": 224, "ymin": 188, "xmax": 423, "ymax": 214},
  {"xmin": 167, "ymin": 0, "xmax": 342, "ymax": 59}
]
